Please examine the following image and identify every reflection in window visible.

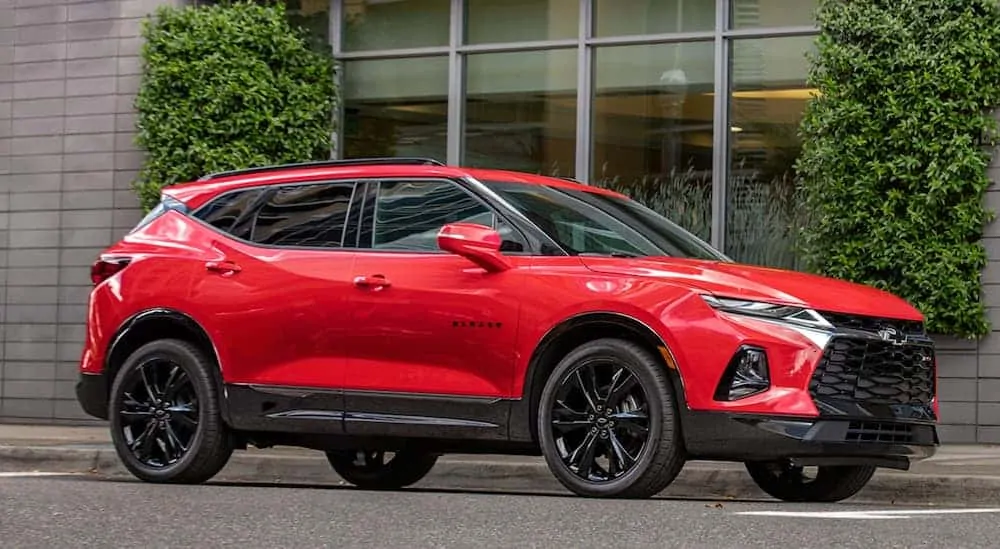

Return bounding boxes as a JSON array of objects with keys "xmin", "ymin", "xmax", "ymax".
[
  {"xmin": 730, "ymin": 0, "xmax": 818, "ymax": 29},
  {"xmin": 464, "ymin": 49, "xmax": 577, "ymax": 176},
  {"xmin": 465, "ymin": 0, "xmax": 579, "ymax": 44},
  {"xmin": 726, "ymin": 35, "xmax": 816, "ymax": 269},
  {"xmin": 372, "ymin": 181, "xmax": 495, "ymax": 251},
  {"xmin": 342, "ymin": 57, "xmax": 448, "ymax": 162},
  {"xmin": 594, "ymin": 0, "xmax": 715, "ymax": 37},
  {"xmin": 342, "ymin": 0, "xmax": 450, "ymax": 51},
  {"xmin": 591, "ymin": 41, "xmax": 715, "ymax": 242},
  {"xmin": 194, "ymin": 189, "xmax": 266, "ymax": 240},
  {"xmin": 250, "ymin": 183, "xmax": 355, "ymax": 247}
]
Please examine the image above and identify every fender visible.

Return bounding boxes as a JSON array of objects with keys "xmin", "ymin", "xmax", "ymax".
[
  {"xmin": 507, "ymin": 310, "xmax": 689, "ymax": 444},
  {"xmin": 105, "ymin": 307, "xmax": 234, "ymax": 426}
]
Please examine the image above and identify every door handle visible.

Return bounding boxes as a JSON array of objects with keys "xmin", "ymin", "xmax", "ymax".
[
  {"xmin": 353, "ymin": 274, "xmax": 391, "ymax": 289},
  {"xmin": 206, "ymin": 260, "xmax": 242, "ymax": 276}
]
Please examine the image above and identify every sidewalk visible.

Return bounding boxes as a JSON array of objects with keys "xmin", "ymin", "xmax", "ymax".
[{"xmin": 3, "ymin": 423, "xmax": 1000, "ymax": 505}]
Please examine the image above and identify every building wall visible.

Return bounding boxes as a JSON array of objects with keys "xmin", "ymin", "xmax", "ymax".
[
  {"xmin": 0, "ymin": 0, "xmax": 177, "ymax": 423},
  {"xmin": 933, "ymin": 121, "xmax": 1000, "ymax": 444},
  {"xmin": 0, "ymin": 0, "xmax": 998, "ymax": 444}
]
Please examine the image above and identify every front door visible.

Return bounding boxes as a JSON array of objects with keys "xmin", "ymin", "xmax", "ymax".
[{"xmin": 343, "ymin": 178, "xmax": 529, "ymax": 436}]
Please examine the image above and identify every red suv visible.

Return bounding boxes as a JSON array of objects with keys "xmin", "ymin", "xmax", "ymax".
[{"xmin": 76, "ymin": 158, "xmax": 938, "ymax": 501}]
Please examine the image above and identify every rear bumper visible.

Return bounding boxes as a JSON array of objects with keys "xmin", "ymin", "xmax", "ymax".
[
  {"xmin": 75, "ymin": 372, "xmax": 108, "ymax": 420},
  {"xmin": 683, "ymin": 411, "xmax": 937, "ymax": 470}
]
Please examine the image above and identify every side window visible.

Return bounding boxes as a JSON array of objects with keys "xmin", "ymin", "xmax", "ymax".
[
  {"xmin": 192, "ymin": 189, "xmax": 266, "ymax": 240},
  {"xmin": 369, "ymin": 180, "xmax": 525, "ymax": 252},
  {"xmin": 248, "ymin": 182, "xmax": 356, "ymax": 248}
]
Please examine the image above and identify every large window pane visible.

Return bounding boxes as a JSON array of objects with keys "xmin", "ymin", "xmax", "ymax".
[
  {"xmin": 286, "ymin": 0, "xmax": 331, "ymax": 47},
  {"xmin": 591, "ymin": 42, "xmax": 715, "ymax": 241},
  {"xmin": 464, "ymin": 49, "xmax": 577, "ymax": 176},
  {"xmin": 730, "ymin": 0, "xmax": 818, "ymax": 29},
  {"xmin": 725, "ymin": 35, "xmax": 817, "ymax": 269},
  {"xmin": 464, "ymin": 0, "xmax": 579, "ymax": 44},
  {"xmin": 342, "ymin": 57, "xmax": 448, "ymax": 161},
  {"xmin": 342, "ymin": 0, "xmax": 450, "ymax": 51},
  {"xmin": 594, "ymin": 0, "xmax": 715, "ymax": 37}
]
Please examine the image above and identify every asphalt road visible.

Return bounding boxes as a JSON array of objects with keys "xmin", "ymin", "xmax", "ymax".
[{"xmin": 3, "ymin": 474, "xmax": 1000, "ymax": 549}]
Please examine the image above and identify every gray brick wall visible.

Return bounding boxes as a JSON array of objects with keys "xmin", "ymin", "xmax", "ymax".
[{"xmin": 0, "ymin": 0, "xmax": 175, "ymax": 424}]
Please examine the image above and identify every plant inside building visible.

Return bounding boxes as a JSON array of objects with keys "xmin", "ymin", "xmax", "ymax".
[
  {"xmin": 132, "ymin": 1, "xmax": 337, "ymax": 211},
  {"xmin": 796, "ymin": 0, "xmax": 1000, "ymax": 338}
]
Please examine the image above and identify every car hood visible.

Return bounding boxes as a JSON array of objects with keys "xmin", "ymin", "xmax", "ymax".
[{"xmin": 579, "ymin": 256, "xmax": 923, "ymax": 321}]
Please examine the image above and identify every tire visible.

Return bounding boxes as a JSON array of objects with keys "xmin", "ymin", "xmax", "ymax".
[
  {"xmin": 744, "ymin": 460, "xmax": 876, "ymax": 502},
  {"xmin": 108, "ymin": 339, "xmax": 234, "ymax": 484},
  {"xmin": 537, "ymin": 338, "xmax": 686, "ymax": 498},
  {"xmin": 326, "ymin": 449, "xmax": 439, "ymax": 490}
]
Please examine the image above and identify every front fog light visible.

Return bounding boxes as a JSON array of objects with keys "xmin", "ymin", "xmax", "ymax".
[{"xmin": 714, "ymin": 346, "xmax": 770, "ymax": 401}]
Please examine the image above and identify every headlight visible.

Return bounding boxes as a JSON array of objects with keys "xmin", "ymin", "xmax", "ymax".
[{"xmin": 701, "ymin": 295, "xmax": 832, "ymax": 329}]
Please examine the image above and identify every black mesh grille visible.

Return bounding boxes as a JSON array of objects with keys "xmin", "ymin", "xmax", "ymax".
[
  {"xmin": 819, "ymin": 311, "xmax": 926, "ymax": 338},
  {"xmin": 846, "ymin": 421, "xmax": 915, "ymax": 444},
  {"xmin": 809, "ymin": 337, "xmax": 935, "ymax": 406}
]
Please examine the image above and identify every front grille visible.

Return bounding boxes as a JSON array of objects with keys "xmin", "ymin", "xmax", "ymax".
[
  {"xmin": 809, "ymin": 337, "xmax": 935, "ymax": 406},
  {"xmin": 819, "ymin": 310, "xmax": 926, "ymax": 339},
  {"xmin": 846, "ymin": 421, "xmax": 915, "ymax": 444}
]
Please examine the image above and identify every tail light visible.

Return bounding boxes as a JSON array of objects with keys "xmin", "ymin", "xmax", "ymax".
[{"xmin": 91, "ymin": 257, "xmax": 131, "ymax": 285}]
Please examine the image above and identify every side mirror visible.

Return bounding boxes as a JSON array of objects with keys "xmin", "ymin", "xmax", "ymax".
[{"xmin": 437, "ymin": 222, "xmax": 512, "ymax": 273}]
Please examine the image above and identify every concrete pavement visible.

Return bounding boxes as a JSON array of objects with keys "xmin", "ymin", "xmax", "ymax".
[
  {"xmin": 5, "ymin": 475, "xmax": 1000, "ymax": 548},
  {"xmin": 3, "ymin": 424, "xmax": 1000, "ymax": 505}
]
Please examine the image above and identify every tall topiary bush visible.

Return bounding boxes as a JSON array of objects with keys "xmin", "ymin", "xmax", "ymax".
[
  {"xmin": 133, "ymin": 1, "xmax": 337, "ymax": 211},
  {"xmin": 796, "ymin": 0, "xmax": 1000, "ymax": 338}
]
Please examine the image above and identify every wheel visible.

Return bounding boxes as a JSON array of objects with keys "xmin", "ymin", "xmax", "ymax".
[
  {"xmin": 744, "ymin": 460, "xmax": 876, "ymax": 502},
  {"xmin": 326, "ymin": 449, "xmax": 438, "ymax": 490},
  {"xmin": 108, "ymin": 339, "xmax": 234, "ymax": 484},
  {"xmin": 537, "ymin": 338, "xmax": 686, "ymax": 498}
]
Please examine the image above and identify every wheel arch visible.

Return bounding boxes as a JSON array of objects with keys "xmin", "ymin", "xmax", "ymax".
[
  {"xmin": 104, "ymin": 307, "xmax": 232, "ymax": 424},
  {"xmin": 508, "ymin": 311, "xmax": 688, "ymax": 445}
]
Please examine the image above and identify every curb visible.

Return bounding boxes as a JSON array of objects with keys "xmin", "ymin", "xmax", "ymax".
[{"xmin": 2, "ymin": 445, "xmax": 999, "ymax": 505}]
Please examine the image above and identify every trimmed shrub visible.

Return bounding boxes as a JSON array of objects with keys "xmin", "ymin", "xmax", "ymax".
[
  {"xmin": 133, "ymin": 1, "xmax": 337, "ymax": 211},
  {"xmin": 796, "ymin": 0, "xmax": 1000, "ymax": 338}
]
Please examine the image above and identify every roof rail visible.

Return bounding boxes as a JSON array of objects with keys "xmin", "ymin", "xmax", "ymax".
[{"xmin": 197, "ymin": 157, "xmax": 446, "ymax": 181}]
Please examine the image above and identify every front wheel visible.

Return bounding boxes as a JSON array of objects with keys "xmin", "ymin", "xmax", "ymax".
[
  {"xmin": 537, "ymin": 338, "xmax": 686, "ymax": 498},
  {"xmin": 745, "ymin": 460, "xmax": 876, "ymax": 502},
  {"xmin": 326, "ymin": 449, "xmax": 438, "ymax": 490}
]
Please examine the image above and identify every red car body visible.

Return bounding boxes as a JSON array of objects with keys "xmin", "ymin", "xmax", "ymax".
[{"xmin": 76, "ymin": 158, "xmax": 938, "ymax": 500}]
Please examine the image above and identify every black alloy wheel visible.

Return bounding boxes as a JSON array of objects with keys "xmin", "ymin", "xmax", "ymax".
[
  {"xmin": 119, "ymin": 357, "xmax": 198, "ymax": 467},
  {"xmin": 326, "ymin": 449, "xmax": 439, "ymax": 490},
  {"xmin": 744, "ymin": 460, "xmax": 877, "ymax": 502},
  {"xmin": 551, "ymin": 358, "xmax": 650, "ymax": 481},
  {"xmin": 538, "ymin": 338, "xmax": 686, "ymax": 498},
  {"xmin": 109, "ymin": 339, "xmax": 234, "ymax": 484}
]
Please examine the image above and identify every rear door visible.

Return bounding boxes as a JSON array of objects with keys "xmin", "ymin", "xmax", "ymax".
[{"xmin": 188, "ymin": 179, "xmax": 361, "ymax": 391}]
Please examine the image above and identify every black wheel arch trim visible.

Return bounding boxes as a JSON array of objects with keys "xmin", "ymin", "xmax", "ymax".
[
  {"xmin": 104, "ymin": 307, "xmax": 232, "ymax": 425},
  {"xmin": 508, "ymin": 310, "xmax": 689, "ymax": 444}
]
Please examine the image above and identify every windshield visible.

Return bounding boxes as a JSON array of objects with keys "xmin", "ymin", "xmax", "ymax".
[{"xmin": 485, "ymin": 181, "xmax": 731, "ymax": 262}]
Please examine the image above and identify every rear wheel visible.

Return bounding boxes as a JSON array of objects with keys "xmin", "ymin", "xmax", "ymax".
[
  {"xmin": 326, "ymin": 449, "xmax": 438, "ymax": 490},
  {"xmin": 108, "ymin": 339, "xmax": 234, "ymax": 484},
  {"xmin": 745, "ymin": 460, "xmax": 876, "ymax": 502},
  {"xmin": 537, "ymin": 338, "xmax": 686, "ymax": 498}
]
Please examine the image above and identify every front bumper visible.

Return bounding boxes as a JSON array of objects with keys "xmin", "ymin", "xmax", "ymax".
[
  {"xmin": 75, "ymin": 372, "xmax": 108, "ymax": 420},
  {"xmin": 683, "ymin": 410, "xmax": 937, "ymax": 470}
]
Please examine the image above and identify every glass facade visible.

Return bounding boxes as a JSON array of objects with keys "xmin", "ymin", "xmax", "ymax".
[{"xmin": 330, "ymin": 0, "xmax": 818, "ymax": 269}]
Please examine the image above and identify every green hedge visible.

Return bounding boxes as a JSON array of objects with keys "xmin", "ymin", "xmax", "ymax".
[
  {"xmin": 796, "ymin": 0, "xmax": 1000, "ymax": 338},
  {"xmin": 133, "ymin": 1, "xmax": 337, "ymax": 211}
]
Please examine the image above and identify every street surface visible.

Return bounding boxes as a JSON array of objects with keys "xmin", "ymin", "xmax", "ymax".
[{"xmin": 2, "ymin": 473, "xmax": 1000, "ymax": 548}]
